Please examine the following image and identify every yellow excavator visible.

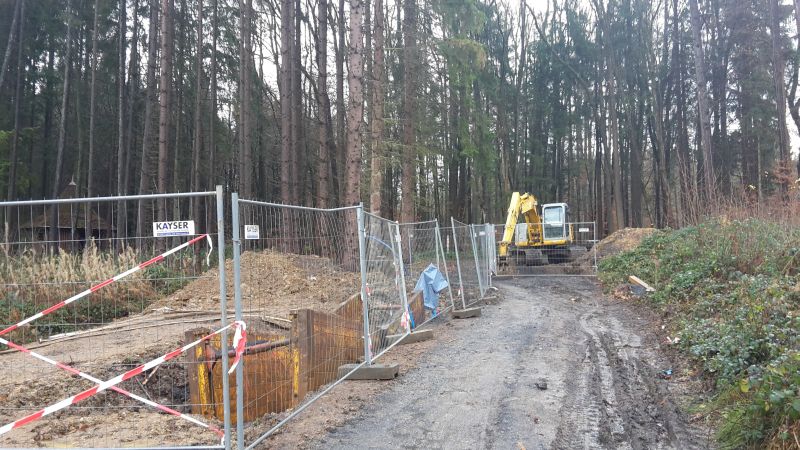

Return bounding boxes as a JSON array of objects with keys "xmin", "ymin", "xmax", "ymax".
[{"xmin": 498, "ymin": 192, "xmax": 587, "ymax": 266}]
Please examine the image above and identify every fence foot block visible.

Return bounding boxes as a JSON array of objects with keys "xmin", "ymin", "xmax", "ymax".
[
  {"xmin": 387, "ymin": 329, "xmax": 434, "ymax": 345},
  {"xmin": 338, "ymin": 363, "xmax": 399, "ymax": 380},
  {"xmin": 453, "ymin": 307, "xmax": 482, "ymax": 319}
]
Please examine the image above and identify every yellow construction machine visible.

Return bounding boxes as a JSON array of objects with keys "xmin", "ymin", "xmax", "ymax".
[{"xmin": 498, "ymin": 192, "xmax": 587, "ymax": 266}]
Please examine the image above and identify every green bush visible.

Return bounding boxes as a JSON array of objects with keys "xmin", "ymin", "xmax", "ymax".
[{"xmin": 599, "ymin": 219, "xmax": 800, "ymax": 448}]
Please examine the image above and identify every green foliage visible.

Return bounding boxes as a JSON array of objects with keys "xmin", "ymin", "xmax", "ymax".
[{"xmin": 599, "ymin": 219, "xmax": 800, "ymax": 448}]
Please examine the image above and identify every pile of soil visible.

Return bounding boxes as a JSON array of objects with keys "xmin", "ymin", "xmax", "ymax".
[
  {"xmin": 576, "ymin": 227, "xmax": 657, "ymax": 266},
  {"xmin": 149, "ymin": 250, "xmax": 361, "ymax": 318}
]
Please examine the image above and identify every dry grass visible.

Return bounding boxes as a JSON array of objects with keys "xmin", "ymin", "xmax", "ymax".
[{"xmin": 0, "ymin": 242, "xmax": 158, "ymax": 342}]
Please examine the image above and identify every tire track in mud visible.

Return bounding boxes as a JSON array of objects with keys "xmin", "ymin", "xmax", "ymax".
[{"xmin": 309, "ymin": 277, "xmax": 708, "ymax": 450}]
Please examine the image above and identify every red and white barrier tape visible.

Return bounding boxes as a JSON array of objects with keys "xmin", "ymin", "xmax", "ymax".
[
  {"xmin": 0, "ymin": 234, "xmax": 212, "ymax": 337},
  {"xmin": 0, "ymin": 335, "xmax": 223, "ymax": 438},
  {"xmin": 0, "ymin": 320, "xmax": 246, "ymax": 436}
]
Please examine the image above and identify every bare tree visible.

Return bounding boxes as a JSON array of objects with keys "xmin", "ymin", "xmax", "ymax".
[
  {"xmin": 280, "ymin": 0, "xmax": 293, "ymax": 204},
  {"xmin": 317, "ymin": 0, "xmax": 334, "ymax": 208},
  {"xmin": 53, "ymin": 4, "xmax": 74, "ymax": 200},
  {"xmin": 400, "ymin": 0, "xmax": 416, "ymax": 223},
  {"xmin": 239, "ymin": 0, "xmax": 253, "ymax": 197},
  {"xmin": 0, "ymin": 0, "xmax": 21, "ymax": 94},
  {"xmin": 368, "ymin": 0, "xmax": 385, "ymax": 214},
  {"xmin": 7, "ymin": 0, "xmax": 24, "ymax": 201},
  {"xmin": 345, "ymin": 0, "xmax": 364, "ymax": 205},
  {"xmin": 137, "ymin": 0, "xmax": 160, "ymax": 240},
  {"xmin": 87, "ymin": 0, "xmax": 99, "ymax": 197},
  {"xmin": 688, "ymin": 0, "xmax": 715, "ymax": 197},
  {"xmin": 157, "ymin": 0, "xmax": 173, "ymax": 217},
  {"xmin": 769, "ymin": 0, "xmax": 790, "ymax": 183},
  {"xmin": 117, "ymin": 0, "xmax": 127, "ymax": 197}
]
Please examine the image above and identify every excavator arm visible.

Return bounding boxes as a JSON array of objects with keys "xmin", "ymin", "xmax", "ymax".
[{"xmin": 499, "ymin": 192, "xmax": 542, "ymax": 257}]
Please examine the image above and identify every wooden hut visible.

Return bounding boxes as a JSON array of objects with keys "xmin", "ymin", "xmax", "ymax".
[{"xmin": 20, "ymin": 181, "xmax": 115, "ymax": 251}]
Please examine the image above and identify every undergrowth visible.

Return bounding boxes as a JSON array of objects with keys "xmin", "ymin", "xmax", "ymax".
[{"xmin": 599, "ymin": 219, "xmax": 800, "ymax": 449}]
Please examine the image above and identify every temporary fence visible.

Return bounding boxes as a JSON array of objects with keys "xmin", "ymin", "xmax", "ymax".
[
  {"xmin": 493, "ymin": 221, "xmax": 598, "ymax": 276},
  {"xmin": 397, "ymin": 220, "xmax": 456, "ymax": 328},
  {"xmin": 229, "ymin": 198, "xmax": 365, "ymax": 449},
  {"xmin": 0, "ymin": 188, "xmax": 232, "ymax": 449},
  {"xmin": 449, "ymin": 218, "xmax": 489, "ymax": 308},
  {"xmin": 1, "ymin": 187, "xmax": 500, "ymax": 449}
]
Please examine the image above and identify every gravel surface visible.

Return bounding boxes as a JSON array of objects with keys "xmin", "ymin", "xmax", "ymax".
[{"xmin": 311, "ymin": 277, "xmax": 711, "ymax": 450}]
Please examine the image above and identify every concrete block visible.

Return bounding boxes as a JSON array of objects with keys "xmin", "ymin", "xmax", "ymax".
[
  {"xmin": 338, "ymin": 363, "xmax": 399, "ymax": 380},
  {"xmin": 452, "ymin": 307, "xmax": 482, "ymax": 319},
  {"xmin": 386, "ymin": 329, "xmax": 434, "ymax": 345}
]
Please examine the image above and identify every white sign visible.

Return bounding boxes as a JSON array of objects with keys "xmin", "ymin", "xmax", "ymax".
[
  {"xmin": 578, "ymin": 227, "xmax": 590, "ymax": 233},
  {"xmin": 153, "ymin": 220, "xmax": 195, "ymax": 237},
  {"xmin": 245, "ymin": 225, "xmax": 260, "ymax": 240}
]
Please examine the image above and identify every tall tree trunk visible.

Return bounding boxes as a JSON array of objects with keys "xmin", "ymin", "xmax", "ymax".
[
  {"xmin": 769, "ymin": 0, "xmax": 790, "ymax": 184},
  {"xmin": 688, "ymin": 0, "xmax": 715, "ymax": 198},
  {"xmin": 400, "ymin": 0, "xmax": 416, "ymax": 223},
  {"xmin": 53, "ymin": 4, "xmax": 73, "ymax": 199},
  {"xmin": 239, "ymin": 0, "xmax": 253, "ymax": 197},
  {"xmin": 291, "ymin": 0, "xmax": 302, "ymax": 203},
  {"xmin": 7, "ymin": 0, "xmax": 24, "ymax": 201},
  {"xmin": 208, "ymin": 0, "xmax": 217, "ymax": 187},
  {"xmin": 88, "ymin": 0, "xmax": 99, "ymax": 197},
  {"xmin": 118, "ymin": 0, "xmax": 127, "ymax": 196},
  {"xmin": 192, "ymin": 0, "xmax": 203, "ymax": 222},
  {"xmin": 345, "ymin": 0, "xmax": 365, "ymax": 206},
  {"xmin": 0, "ymin": 0, "xmax": 21, "ymax": 94},
  {"xmin": 317, "ymin": 0, "xmax": 334, "ymax": 208},
  {"xmin": 280, "ymin": 0, "xmax": 292, "ymax": 204},
  {"xmin": 368, "ymin": 0, "xmax": 384, "ymax": 214},
  {"xmin": 794, "ymin": 0, "xmax": 800, "ymax": 175},
  {"xmin": 137, "ymin": 0, "xmax": 160, "ymax": 242},
  {"xmin": 335, "ymin": 0, "xmax": 346, "ymax": 203},
  {"xmin": 124, "ymin": 0, "xmax": 140, "ymax": 200},
  {"xmin": 157, "ymin": 0, "xmax": 173, "ymax": 217},
  {"xmin": 192, "ymin": 0, "xmax": 204, "ymax": 191}
]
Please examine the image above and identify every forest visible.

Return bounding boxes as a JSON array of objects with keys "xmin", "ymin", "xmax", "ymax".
[{"xmin": 0, "ymin": 0, "xmax": 799, "ymax": 237}]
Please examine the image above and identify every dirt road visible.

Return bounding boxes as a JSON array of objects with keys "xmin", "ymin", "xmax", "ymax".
[{"xmin": 311, "ymin": 277, "xmax": 711, "ymax": 450}]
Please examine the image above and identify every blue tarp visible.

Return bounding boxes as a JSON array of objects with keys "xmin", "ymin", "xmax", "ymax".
[{"xmin": 414, "ymin": 264, "xmax": 449, "ymax": 310}]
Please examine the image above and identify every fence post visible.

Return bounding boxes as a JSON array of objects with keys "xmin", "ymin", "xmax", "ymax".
[
  {"xmin": 469, "ymin": 225, "xmax": 485, "ymax": 298},
  {"xmin": 391, "ymin": 222, "xmax": 411, "ymax": 334},
  {"xmin": 435, "ymin": 219, "xmax": 456, "ymax": 311},
  {"xmin": 356, "ymin": 205, "xmax": 372, "ymax": 365},
  {"xmin": 231, "ymin": 192, "xmax": 245, "ymax": 450},
  {"xmin": 451, "ymin": 217, "xmax": 467, "ymax": 310},
  {"xmin": 216, "ymin": 185, "xmax": 231, "ymax": 450},
  {"xmin": 485, "ymin": 223, "xmax": 494, "ymax": 288}
]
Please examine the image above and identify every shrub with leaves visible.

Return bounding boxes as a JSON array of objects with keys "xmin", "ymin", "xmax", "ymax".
[{"xmin": 599, "ymin": 219, "xmax": 800, "ymax": 448}]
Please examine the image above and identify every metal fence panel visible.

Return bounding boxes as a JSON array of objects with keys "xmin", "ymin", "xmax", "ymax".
[
  {"xmin": 0, "ymin": 188, "xmax": 229, "ymax": 449},
  {"xmin": 450, "ymin": 218, "xmax": 485, "ymax": 308},
  {"xmin": 397, "ymin": 220, "xmax": 456, "ymax": 329},
  {"xmin": 494, "ymin": 221, "xmax": 597, "ymax": 277},
  {"xmin": 361, "ymin": 212, "xmax": 410, "ymax": 360},
  {"xmin": 231, "ymin": 199, "xmax": 363, "ymax": 449}
]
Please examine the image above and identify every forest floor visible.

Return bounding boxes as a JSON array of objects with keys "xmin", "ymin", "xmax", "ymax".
[{"xmin": 256, "ymin": 276, "xmax": 713, "ymax": 449}]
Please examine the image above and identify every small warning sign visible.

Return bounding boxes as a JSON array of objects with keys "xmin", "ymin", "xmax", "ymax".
[
  {"xmin": 244, "ymin": 225, "xmax": 260, "ymax": 240},
  {"xmin": 152, "ymin": 220, "xmax": 195, "ymax": 237},
  {"xmin": 578, "ymin": 227, "xmax": 590, "ymax": 233}
]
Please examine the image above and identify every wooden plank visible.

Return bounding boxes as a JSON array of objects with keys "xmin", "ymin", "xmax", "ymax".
[
  {"xmin": 629, "ymin": 275, "xmax": 656, "ymax": 292},
  {"xmin": 408, "ymin": 291, "xmax": 425, "ymax": 329}
]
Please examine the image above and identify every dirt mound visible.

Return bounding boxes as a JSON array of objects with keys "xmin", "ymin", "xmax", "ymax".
[
  {"xmin": 594, "ymin": 227, "xmax": 657, "ymax": 260},
  {"xmin": 574, "ymin": 227, "xmax": 656, "ymax": 267},
  {"xmin": 149, "ymin": 250, "xmax": 360, "ymax": 318}
]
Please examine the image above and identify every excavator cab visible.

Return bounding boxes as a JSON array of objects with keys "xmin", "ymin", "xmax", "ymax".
[{"xmin": 541, "ymin": 203, "xmax": 569, "ymax": 242}]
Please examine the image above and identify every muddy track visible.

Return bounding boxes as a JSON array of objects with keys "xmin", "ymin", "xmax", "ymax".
[{"xmin": 309, "ymin": 277, "xmax": 711, "ymax": 450}]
